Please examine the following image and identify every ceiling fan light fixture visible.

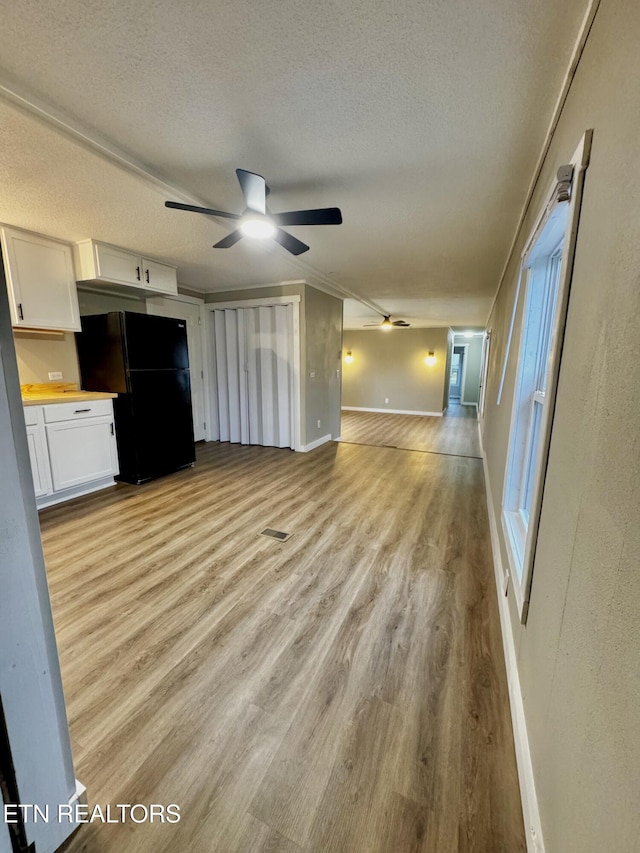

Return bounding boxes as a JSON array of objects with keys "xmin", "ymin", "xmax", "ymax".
[
  {"xmin": 381, "ymin": 316, "xmax": 393, "ymax": 330},
  {"xmin": 240, "ymin": 216, "xmax": 276, "ymax": 239}
]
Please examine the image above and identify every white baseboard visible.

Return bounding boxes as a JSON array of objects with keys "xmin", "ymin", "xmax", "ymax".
[
  {"xmin": 300, "ymin": 433, "xmax": 332, "ymax": 453},
  {"xmin": 36, "ymin": 477, "xmax": 117, "ymax": 510},
  {"xmin": 341, "ymin": 406, "xmax": 443, "ymax": 417},
  {"xmin": 478, "ymin": 424, "xmax": 545, "ymax": 853},
  {"xmin": 71, "ymin": 778, "xmax": 87, "ymax": 806}
]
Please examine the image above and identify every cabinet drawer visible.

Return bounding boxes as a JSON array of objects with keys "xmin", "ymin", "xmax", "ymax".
[{"xmin": 44, "ymin": 399, "xmax": 113, "ymax": 423}]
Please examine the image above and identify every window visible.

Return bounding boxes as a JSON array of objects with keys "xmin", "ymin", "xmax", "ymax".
[{"xmin": 501, "ymin": 132, "xmax": 590, "ymax": 622}]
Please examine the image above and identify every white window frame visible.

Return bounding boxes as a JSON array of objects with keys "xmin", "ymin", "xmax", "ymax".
[{"xmin": 501, "ymin": 132, "xmax": 591, "ymax": 623}]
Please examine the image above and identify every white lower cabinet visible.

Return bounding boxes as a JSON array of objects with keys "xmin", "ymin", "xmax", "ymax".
[
  {"xmin": 24, "ymin": 409, "xmax": 53, "ymax": 497},
  {"xmin": 47, "ymin": 416, "xmax": 118, "ymax": 491},
  {"xmin": 23, "ymin": 401, "xmax": 119, "ymax": 508}
]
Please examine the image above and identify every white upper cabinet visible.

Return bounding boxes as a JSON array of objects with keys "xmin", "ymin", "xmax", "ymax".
[
  {"xmin": 1, "ymin": 226, "xmax": 81, "ymax": 331},
  {"xmin": 74, "ymin": 239, "xmax": 178, "ymax": 295}
]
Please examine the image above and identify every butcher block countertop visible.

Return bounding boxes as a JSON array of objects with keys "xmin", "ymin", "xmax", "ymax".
[{"xmin": 21, "ymin": 382, "xmax": 117, "ymax": 406}]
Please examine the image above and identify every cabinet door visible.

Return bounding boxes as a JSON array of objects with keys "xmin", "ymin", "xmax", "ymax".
[
  {"xmin": 94, "ymin": 243, "xmax": 143, "ymax": 287},
  {"xmin": 46, "ymin": 416, "xmax": 118, "ymax": 491},
  {"xmin": 1, "ymin": 227, "xmax": 81, "ymax": 331},
  {"xmin": 142, "ymin": 258, "xmax": 178, "ymax": 295},
  {"xmin": 25, "ymin": 424, "xmax": 53, "ymax": 497}
]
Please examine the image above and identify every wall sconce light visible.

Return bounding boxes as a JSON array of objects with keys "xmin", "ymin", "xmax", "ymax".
[
  {"xmin": 425, "ymin": 351, "xmax": 436, "ymax": 367},
  {"xmin": 345, "ymin": 351, "xmax": 354, "ymax": 364}
]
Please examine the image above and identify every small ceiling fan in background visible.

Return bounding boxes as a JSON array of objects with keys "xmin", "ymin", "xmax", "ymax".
[
  {"xmin": 165, "ymin": 169, "xmax": 342, "ymax": 256},
  {"xmin": 364, "ymin": 315, "xmax": 411, "ymax": 329}
]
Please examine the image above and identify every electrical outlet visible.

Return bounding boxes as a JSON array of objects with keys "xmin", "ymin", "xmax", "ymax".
[
  {"xmin": 309, "ymin": 370, "xmax": 316, "ymax": 379},
  {"xmin": 48, "ymin": 371, "xmax": 63, "ymax": 381},
  {"xmin": 317, "ymin": 419, "xmax": 321, "ymax": 429},
  {"xmin": 384, "ymin": 397, "xmax": 389, "ymax": 404}
]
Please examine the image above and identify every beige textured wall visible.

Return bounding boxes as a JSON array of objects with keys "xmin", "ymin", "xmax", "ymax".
[
  {"xmin": 481, "ymin": 2, "xmax": 640, "ymax": 850},
  {"xmin": 342, "ymin": 328, "xmax": 448, "ymax": 413},
  {"xmin": 14, "ymin": 331, "xmax": 81, "ymax": 386}
]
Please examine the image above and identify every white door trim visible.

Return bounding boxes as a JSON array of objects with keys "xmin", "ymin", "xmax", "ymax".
[{"xmin": 147, "ymin": 294, "xmax": 207, "ymax": 441}]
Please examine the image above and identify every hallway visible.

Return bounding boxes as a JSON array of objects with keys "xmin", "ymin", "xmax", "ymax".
[{"xmin": 43, "ymin": 433, "xmax": 524, "ymax": 851}]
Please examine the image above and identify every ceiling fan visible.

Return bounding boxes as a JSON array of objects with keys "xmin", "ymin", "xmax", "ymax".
[
  {"xmin": 165, "ymin": 169, "xmax": 342, "ymax": 256},
  {"xmin": 364, "ymin": 315, "xmax": 411, "ymax": 329}
]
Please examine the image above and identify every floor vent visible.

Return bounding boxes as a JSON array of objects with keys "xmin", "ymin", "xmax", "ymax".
[{"xmin": 260, "ymin": 528, "xmax": 292, "ymax": 542}]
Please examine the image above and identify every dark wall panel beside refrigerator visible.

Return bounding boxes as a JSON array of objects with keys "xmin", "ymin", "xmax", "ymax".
[{"xmin": 77, "ymin": 312, "xmax": 196, "ymax": 484}]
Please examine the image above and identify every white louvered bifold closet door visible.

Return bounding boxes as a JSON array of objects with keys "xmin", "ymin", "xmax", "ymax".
[{"xmin": 213, "ymin": 305, "xmax": 294, "ymax": 449}]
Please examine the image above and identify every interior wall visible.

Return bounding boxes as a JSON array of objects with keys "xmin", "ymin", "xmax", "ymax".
[
  {"xmin": 342, "ymin": 328, "xmax": 448, "ymax": 414},
  {"xmin": 14, "ymin": 331, "xmax": 81, "ymax": 386},
  {"xmin": 77, "ymin": 288, "xmax": 147, "ymax": 316},
  {"xmin": 304, "ymin": 285, "xmax": 342, "ymax": 442},
  {"xmin": 481, "ymin": 1, "xmax": 640, "ymax": 850},
  {"xmin": 442, "ymin": 329, "xmax": 453, "ymax": 410},
  {"xmin": 0, "ymin": 260, "xmax": 78, "ymax": 853}
]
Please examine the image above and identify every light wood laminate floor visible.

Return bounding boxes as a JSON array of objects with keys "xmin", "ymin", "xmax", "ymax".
[
  {"xmin": 42, "ymin": 437, "xmax": 524, "ymax": 852},
  {"xmin": 340, "ymin": 404, "xmax": 481, "ymax": 458}
]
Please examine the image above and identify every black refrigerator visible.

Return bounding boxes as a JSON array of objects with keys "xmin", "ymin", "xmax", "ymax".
[{"xmin": 76, "ymin": 311, "xmax": 196, "ymax": 484}]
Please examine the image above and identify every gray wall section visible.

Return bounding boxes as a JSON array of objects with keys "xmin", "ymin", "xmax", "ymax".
[
  {"xmin": 342, "ymin": 328, "xmax": 448, "ymax": 413},
  {"xmin": 204, "ymin": 283, "xmax": 305, "ymax": 304},
  {"xmin": 481, "ymin": 2, "xmax": 640, "ymax": 850},
  {"xmin": 0, "ymin": 272, "xmax": 77, "ymax": 852},
  {"xmin": 77, "ymin": 287, "xmax": 148, "ymax": 316},
  {"xmin": 455, "ymin": 335, "xmax": 483, "ymax": 404},
  {"xmin": 304, "ymin": 285, "xmax": 342, "ymax": 442},
  {"xmin": 442, "ymin": 329, "xmax": 453, "ymax": 410}
]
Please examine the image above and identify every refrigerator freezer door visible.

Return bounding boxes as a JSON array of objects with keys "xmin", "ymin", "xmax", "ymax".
[
  {"xmin": 115, "ymin": 369, "xmax": 195, "ymax": 483},
  {"xmin": 123, "ymin": 312, "xmax": 190, "ymax": 370}
]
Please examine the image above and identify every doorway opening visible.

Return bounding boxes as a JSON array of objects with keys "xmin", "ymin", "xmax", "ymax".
[
  {"xmin": 445, "ymin": 332, "xmax": 485, "ymax": 410},
  {"xmin": 449, "ymin": 345, "xmax": 467, "ymax": 402},
  {"xmin": 203, "ymin": 298, "xmax": 302, "ymax": 451}
]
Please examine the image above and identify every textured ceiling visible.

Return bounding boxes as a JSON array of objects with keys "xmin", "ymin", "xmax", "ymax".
[{"xmin": 0, "ymin": 0, "xmax": 589, "ymax": 327}]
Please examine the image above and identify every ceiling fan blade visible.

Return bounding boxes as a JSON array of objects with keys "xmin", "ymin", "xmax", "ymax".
[
  {"xmin": 165, "ymin": 200, "xmax": 240, "ymax": 219},
  {"xmin": 273, "ymin": 228, "xmax": 310, "ymax": 255},
  {"xmin": 392, "ymin": 321, "xmax": 410, "ymax": 326},
  {"xmin": 236, "ymin": 169, "xmax": 266, "ymax": 214},
  {"xmin": 272, "ymin": 207, "xmax": 343, "ymax": 226},
  {"xmin": 213, "ymin": 230, "xmax": 244, "ymax": 249}
]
